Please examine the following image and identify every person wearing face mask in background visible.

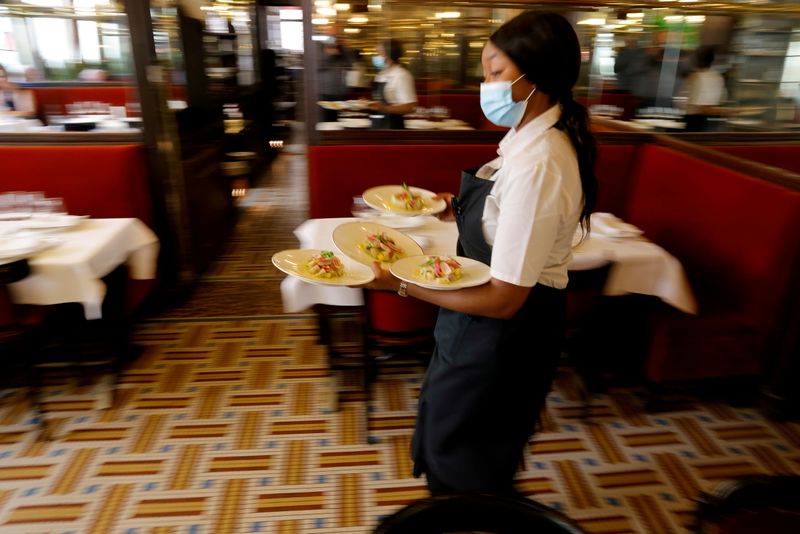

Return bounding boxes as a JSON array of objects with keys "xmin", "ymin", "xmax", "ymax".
[
  {"xmin": 368, "ymin": 39, "xmax": 417, "ymax": 129},
  {"xmin": 360, "ymin": 11, "xmax": 597, "ymax": 495}
]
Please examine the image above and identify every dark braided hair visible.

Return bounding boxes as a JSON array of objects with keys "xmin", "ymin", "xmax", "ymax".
[{"xmin": 490, "ymin": 11, "xmax": 598, "ymax": 233}]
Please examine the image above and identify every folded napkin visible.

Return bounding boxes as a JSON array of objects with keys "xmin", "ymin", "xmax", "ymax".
[{"xmin": 590, "ymin": 212, "xmax": 644, "ymax": 238}]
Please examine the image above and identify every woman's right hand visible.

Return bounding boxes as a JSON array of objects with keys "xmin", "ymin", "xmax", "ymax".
[{"xmin": 433, "ymin": 192, "xmax": 456, "ymax": 221}]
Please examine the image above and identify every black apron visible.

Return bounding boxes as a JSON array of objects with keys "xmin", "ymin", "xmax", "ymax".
[
  {"xmin": 411, "ymin": 167, "xmax": 567, "ymax": 494},
  {"xmin": 371, "ymin": 80, "xmax": 405, "ymax": 129}
]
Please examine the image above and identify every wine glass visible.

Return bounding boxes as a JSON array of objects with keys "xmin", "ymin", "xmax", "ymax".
[
  {"xmin": 33, "ymin": 197, "xmax": 67, "ymax": 216},
  {"xmin": 351, "ymin": 196, "xmax": 378, "ymax": 218}
]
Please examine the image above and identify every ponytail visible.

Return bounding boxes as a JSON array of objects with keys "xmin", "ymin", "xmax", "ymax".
[{"xmin": 557, "ymin": 94, "xmax": 597, "ymax": 234}]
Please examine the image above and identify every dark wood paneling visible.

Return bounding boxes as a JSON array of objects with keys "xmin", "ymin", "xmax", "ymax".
[
  {"xmin": 0, "ymin": 132, "xmax": 142, "ymax": 145},
  {"xmin": 655, "ymin": 134, "xmax": 800, "ymax": 191}
]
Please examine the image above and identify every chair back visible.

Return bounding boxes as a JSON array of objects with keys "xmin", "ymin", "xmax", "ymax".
[
  {"xmin": 374, "ymin": 493, "xmax": 587, "ymax": 534},
  {"xmin": 565, "ymin": 263, "xmax": 612, "ymax": 342},
  {"xmin": 696, "ymin": 476, "xmax": 800, "ymax": 534},
  {"xmin": 0, "ymin": 260, "xmax": 30, "ymax": 328},
  {"xmin": 366, "ymin": 291, "xmax": 439, "ymax": 334}
]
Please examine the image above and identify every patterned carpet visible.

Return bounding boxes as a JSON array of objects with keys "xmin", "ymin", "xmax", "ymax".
[{"xmin": 1, "ymin": 153, "xmax": 799, "ymax": 533}]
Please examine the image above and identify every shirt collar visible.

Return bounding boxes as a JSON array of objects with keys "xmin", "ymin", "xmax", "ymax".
[{"xmin": 497, "ymin": 104, "xmax": 562, "ymax": 159}]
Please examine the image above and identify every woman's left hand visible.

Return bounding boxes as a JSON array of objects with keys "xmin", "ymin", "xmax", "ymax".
[{"xmin": 351, "ymin": 261, "xmax": 400, "ymax": 292}]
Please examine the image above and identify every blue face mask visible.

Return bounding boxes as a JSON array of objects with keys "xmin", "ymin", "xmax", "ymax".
[
  {"xmin": 480, "ymin": 74, "xmax": 536, "ymax": 128},
  {"xmin": 372, "ymin": 55, "xmax": 386, "ymax": 69}
]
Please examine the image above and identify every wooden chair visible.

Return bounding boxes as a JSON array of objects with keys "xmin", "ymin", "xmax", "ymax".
[
  {"xmin": 375, "ymin": 492, "xmax": 588, "ymax": 534},
  {"xmin": 0, "ymin": 259, "xmax": 51, "ymax": 438},
  {"xmin": 362, "ymin": 291, "xmax": 437, "ymax": 395},
  {"xmin": 695, "ymin": 476, "xmax": 800, "ymax": 534},
  {"xmin": 563, "ymin": 263, "xmax": 613, "ymax": 420}
]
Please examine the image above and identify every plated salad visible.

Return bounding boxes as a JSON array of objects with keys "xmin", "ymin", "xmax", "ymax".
[
  {"xmin": 391, "ymin": 183, "xmax": 426, "ymax": 211},
  {"xmin": 417, "ymin": 256, "xmax": 463, "ymax": 285},
  {"xmin": 306, "ymin": 250, "xmax": 345, "ymax": 278},
  {"xmin": 359, "ymin": 232, "xmax": 405, "ymax": 263}
]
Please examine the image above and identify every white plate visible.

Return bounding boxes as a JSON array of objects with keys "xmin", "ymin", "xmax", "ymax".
[
  {"xmin": 346, "ymin": 100, "xmax": 373, "ymax": 110},
  {"xmin": 390, "ymin": 255, "xmax": 491, "ymax": 291},
  {"xmin": 362, "ymin": 185, "xmax": 446, "ymax": 217},
  {"xmin": 339, "ymin": 118, "xmax": 371, "ymax": 129},
  {"xmin": 19, "ymin": 214, "xmax": 89, "ymax": 231},
  {"xmin": 405, "ymin": 119, "xmax": 436, "ymax": 130},
  {"xmin": 318, "ymin": 101, "xmax": 346, "ymax": 111},
  {"xmin": 272, "ymin": 249, "xmax": 375, "ymax": 287},
  {"xmin": 316, "ymin": 122, "xmax": 344, "ymax": 131},
  {"xmin": 371, "ymin": 215, "xmax": 429, "ymax": 230},
  {"xmin": 0, "ymin": 237, "xmax": 40, "ymax": 260},
  {"xmin": 332, "ymin": 222, "xmax": 423, "ymax": 268},
  {"xmin": 0, "ymin": 236, "xmax": 61, "ymax": 261}
]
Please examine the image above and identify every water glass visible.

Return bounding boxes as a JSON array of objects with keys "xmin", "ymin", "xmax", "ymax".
[
  {"xmin": 0, "ymin": 191, "xmax": 38, "ymax": 220},
  {"xmin": 351, "ymin": 196, "xmax": 377, "ymax": 218},
  {"xmin": 34, "ymin": 197, "xmax": 67, "ymax": 215}
]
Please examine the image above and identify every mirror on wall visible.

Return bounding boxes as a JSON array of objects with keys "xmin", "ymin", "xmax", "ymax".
[{"xmin": 302, "ymin": 1, "xmax": 800, "ymax": 137}]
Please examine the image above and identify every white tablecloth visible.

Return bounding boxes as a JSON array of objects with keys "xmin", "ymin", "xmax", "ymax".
[
  {"xmin": 4, "ymin": 218, "xmax": 159, "ymax": 319},
  {"xmin": 280, "ymin": 217, "xmax": 697, "ymax": 315}
]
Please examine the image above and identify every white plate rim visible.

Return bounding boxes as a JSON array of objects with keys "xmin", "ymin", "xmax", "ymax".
[
  {"xmin": 362, "ymin": 185, "xmax": 447, "ymax": 217},
  {"xmin": 390, "ymin": 254, "xmax": 492, "ymax": 291},
  {"xmin": 0, "ymin": 236, "xmax": 61, "ymax": 261},
  {"xmin": 331, "ymin": 221, "xmax": 423, "ymax": 268},
  {"xmin": 271, "ymin": 249, "xmax": 375, "ymax": 287},
  {"xmin": 19, "ymin": 214, "xmax": 89, "ymax": 230}
]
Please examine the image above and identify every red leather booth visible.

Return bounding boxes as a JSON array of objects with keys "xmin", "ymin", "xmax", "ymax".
[
  {"xmin": 29, "ymin": 86, "xmax": 138, "ymax": 121},
  {"xmin": 309, "ymin": 139, "xmax": 800, "ymax": 387},
  {"xmin": 622, "ymin": 144, "xmax": 800, "ymax": 382},
  {"xmin": 0, "ymin": 144, "xmax": 155, "ymax": 312},
  {"xmin": 713, "ymin": 145, "xmax": 800, "ymax": 175},
  {"xmin": 0, "ymin": 144, "xmax": 152, "ymax": 224}
]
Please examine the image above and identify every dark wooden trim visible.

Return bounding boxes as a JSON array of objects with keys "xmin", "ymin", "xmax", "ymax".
[
  {"xmin": 301, "ymin": 0, "xmax": 319, "ymax": 146},
  {"xmin": 592, "ymin": 117, "xmax": 800, "ymax": 145},
  {"xmin": 19, "ymin": 82, "xmax": 134, "ymax": 89},
  {"xmin": 671, "ymin": 132, "xmax": 800, "ymax": 146},
  {"xmin": 383, "ymin": 0, "xmax": 800, "ymax": 14},
  {"xmin": 0, "ymin": 132, "xmax": 143, "ymax": 145},
  {"xmin": 654, "ymin": 134, "xmax": 800, "ymax": 191},
  {"xmin": 319, "ymin": 130, "xmax": 506, "ymax": 145},
  {"xmin": 318, "ymin": 129, "xmax": 650, "ymax": 146}
]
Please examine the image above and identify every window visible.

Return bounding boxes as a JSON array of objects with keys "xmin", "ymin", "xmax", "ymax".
[{"xmin": 780, "ymin": 35, "xmax": 800, "ymax": 97}]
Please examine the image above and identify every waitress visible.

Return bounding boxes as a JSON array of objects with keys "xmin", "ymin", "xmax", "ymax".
[
  {"xmin": 362, "ymin": 11, "xmax": 598, "ymax": 495},
  {"xmin": 369, "ymin": 39, "xmax": 417, "ymax": 129}
]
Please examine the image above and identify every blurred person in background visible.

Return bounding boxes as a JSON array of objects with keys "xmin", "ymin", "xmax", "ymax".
[
  {"xmin": 369, "ymin": 39, "xmax": 417, "ymax": 129},
  {"xmin": 630, "ymin": 30, "xmax": 667, "ymax": 110},
  {"xmin": 681, "ymin": 45, "xmax": 726, "ymax": 132},
  {"xmin": 0, "ymin": 63, "xmax": 35, "ymax": 115},
  {"xmin": 318, "ymin": 41, "xmax": 350, "ymax": 122},
  {"xmin": 614, "ymin": 36, "xmax": 646, "ymax": 94},
  {"xmin": 345, "ymin": 49, "xmax": 369, "ymax": 92}
]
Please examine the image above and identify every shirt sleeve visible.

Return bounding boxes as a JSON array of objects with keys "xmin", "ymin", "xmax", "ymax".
[
  {"xmin": 390, "ymin": 69, "xmax": 417, "ymax": 105},
  {"xmin": 489, "ymin": 158, "xmax": 569, "ymax": 287}
]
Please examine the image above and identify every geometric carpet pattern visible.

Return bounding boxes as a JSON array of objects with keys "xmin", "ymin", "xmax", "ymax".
[
  {"xmin": 1, "ymin": 154, "xmax": 799, "ymax": 533},
  {"xmin": 2, "ymin": 315, "xmax": 800, "ymax": 533}
]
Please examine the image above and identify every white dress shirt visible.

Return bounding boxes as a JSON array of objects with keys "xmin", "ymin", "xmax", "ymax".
[
  {"xmin": 374, "ymin": 64, "xmax": 417, "ymax": 105},
  {"xmin": 684, "ymin": 69, "xmax": 727, "ymax": 114},
  {"xmin": 476, "ymin": 104, "xmax": 583, "ymax": 289}
]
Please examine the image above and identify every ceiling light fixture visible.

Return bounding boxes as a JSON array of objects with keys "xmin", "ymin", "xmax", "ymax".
[{"xmin": 577, "ymin": 18, "xmax": 606, "ymax": 26}]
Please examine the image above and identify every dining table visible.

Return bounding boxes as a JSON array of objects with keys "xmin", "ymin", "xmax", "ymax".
[
  {"xmin": 279, "ymin": 213, "xmax": 698, "ymax": 315},
  {"xmin": 1, "ymin": 216, "xmax": 158, "ymax": 410},
  {"xmin": 0, "ymin": 217, "xmax": 159, "ymax": 320}
]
